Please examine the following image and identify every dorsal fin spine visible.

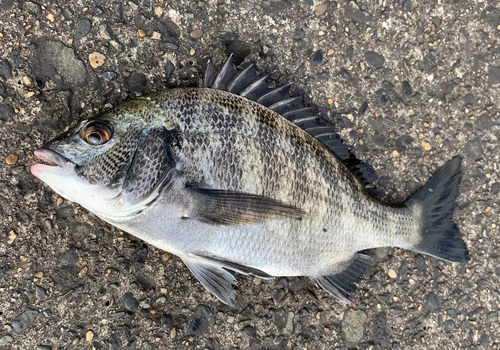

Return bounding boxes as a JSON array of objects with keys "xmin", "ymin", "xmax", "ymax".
[{"xmin": 200, "ymin": 56, "xmax": 377, "ymax": 186}]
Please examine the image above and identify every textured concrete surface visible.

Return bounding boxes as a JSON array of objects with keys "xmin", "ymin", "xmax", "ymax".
[{"xmin": 0, "ymin": 0, "xmax": 498, "ymax": 349}]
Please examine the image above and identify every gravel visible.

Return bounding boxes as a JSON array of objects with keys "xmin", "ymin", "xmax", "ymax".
[
  {"xmin": 11, "ymin": 309, "xmax": 38, "ymax": 333},
  {"xmin": 123, "ymin": 292, "xmax": 139, "ymax": 312},
  {"xmin": 427, "ymin": 292, "xmax": 439, "ymax": 310},
  {"xmin": 61, "ymin": 250, "xmax": 79, "ymax": 265},
  {"xmin": 364, "ymin": 51, "xmax": 386, "ymax": 68},
  {"xmin": 342, "ymin": 309, "xmax": 367, "ymax": 343},
  {"xmin": 0, "ymin": 59, "xmax": 12, "ymax": 79},
  {"xmin": 31, "ymin": 39, "xmax": 86, "ymax": 89},
  {"xmin": 0, "ymin": 335, "xmax": 14, "ymax": 346},
  {"xmin": 75, "ymin": 19, "xmax": 92, "ymax": 39},
  {"xmin": 241, "ymin": 325, "xmax": 257, "ymax": 338},
  {"xmin": 186, "ymin": 304, "xmax": 214, "ymax": 336}
]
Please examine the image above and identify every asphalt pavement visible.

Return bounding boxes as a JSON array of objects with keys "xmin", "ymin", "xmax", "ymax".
[{"xmin": 0, "ymin": 0, "xmax": 498, "ymax": 349}]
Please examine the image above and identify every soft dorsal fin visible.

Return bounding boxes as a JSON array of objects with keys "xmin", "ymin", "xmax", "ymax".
[{"xmin": 198, "ymin": 56, "xmax": 377, "ymax": 187}]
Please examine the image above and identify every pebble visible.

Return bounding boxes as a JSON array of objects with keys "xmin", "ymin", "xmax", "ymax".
[
  {"xmin": 72, "ymin": 223, "xmax": 91, "ymax": 241},
  {"xmin": 365, "ymin": 51, "xmax": 385, "ymax": 68},
  {"xmin": 314, "ymin": 4, "xmax": 327, "ymax": 16},
  {"xmin": 165, "ymin": 61, "xmax": 174, "ymax": 81},
  {"xmin": 281, "ymin": 312, "xmax": 294, "ymax": 335},
  {"xmin": 33, "ymin": 39, "xmax": 86, "ymax": 88},
  {"xmin": 14, "ymin": 121, "xmax": 31, "ymax": 134},
  {"xmin": 139, "ymin": 299, "xmax": 151, "ymax": 309},
  {"xmin": 61, "ymin": 250, "xmax": 79, "ymax": 265},
  {"xmin": 7, "ymin": 231, "xmax": 16, "ymax": 244},
  {"xmin": 421, "ymin": 141, "xmax": 431, "ymax": 151},
  {"xmin": 78, "ymin": 266, "xmax": 88, "ymax": 277},
  {"xmin": 447, "ymin": 309, "xmax": 457, "ymax": 318},
  {"xmin": 480, "ymin": 334, "xmax": 489, "ymax": 345},
  {"xmin": 342, "ymin": 309, "xmax": 367, "ymax": 343},
  {"xmin": 445, "ymin": 320, "xmax": 455, "ymax": 330},
  {"xmin": 154, "ymin": 6, "xmax": 163, "ymax": 15},
  {"xmin": 151, "ymin": 31, "xmax": 161, "ymax": 40},
  {"xmin": 129, "ymin": 73, "xmax": 147, "ymax": 94},
  {"xmin": 35, "ymin": 286, "xmax": 47, "ymax": 300},
  {"xmin": 129, "ymin": 1, "xmax": 138, "ymax": 10},
  {"xmin": 387, "ymin": 269, "xmax": 397, "ymax": 279},
  {"xmin": 463, "ymin": 138, "xmax": 483, "ymax": 158},
  {"xmin": 488, "ymin": 66, "xmax": 500, "ymax": 86},
  {"xmin": 427, "ymin": 292, "xmax": 439, "ymax": 310},
  {"xmin": 89, "ymin": 52, "xmax": 105, "ymax": 68},
  {"xmin": 11, "ymin": 309, "xmax": 38, "ymax": 333},
  {"xmin": 75, "ymin": 19, "xmax": 92, "ymax": 39},
  {"xmin": 155, "ymin": 296, "xmax": 166, "ymax": 304},
  {"xmin": 0, "ymin": 335, "xmax": 13, "ymax": 346},
  {"xmin": 187, "ymin": 304, "xmax": 214, "ymax": 336},
  {"xmin": 374, "ymin": 247, "xmax": 388, "ymax": 259},
  {"xmin": 190, "ymin": 29, "xmax": 203, "ymax": 39},
  {"xmin": 0, "ymin": 61, "xmax": 12, "ymax": 86},
  {"xmin": 37, "ymin": 346, "xmax": 52, "ymax": 350},
  {"xmin": 241, "ymin": 325, "xmax": 257, "ymax": 338},
  {"xmin": 5, "ymin": 154, "xmax": 18, "ymax": 164},
  {"xmin": 110, "ymin": 312, "xmax": 126, "ymax": 319},
  {"xmin": 310, "ymin": 50, "xmax": 323, "ymax": 66},
  {"xmin": 42, "ymin": 310, "xmax": 52, "ymax": 318},
  {"xmin": 402, "ymin": 0, "xmax": 412, "ymax": 11},
  {"xmin": 103, "ymin": 71, "xmax": 117, "ymax": 81},
  {"xmin": 487, "ymin": 311, "xmax": 498, "ymax": 323},
  {"xmin": 123, "ymin": 292, "xmax": 139, "ymax": 312},
  {"xmin": 161, "ymin": 314, "xmax": 172, "ymax": 327},
  {"xmin": 402, "ymin": 81, "xmax": 412, "ymax": 96},
  {"xmin": 23, "ymin": 1, "xmax": 42, "ymax": 15},
  {"xmin": 85, "ymin": 330, "xmax": 94, "ymax": 341}
]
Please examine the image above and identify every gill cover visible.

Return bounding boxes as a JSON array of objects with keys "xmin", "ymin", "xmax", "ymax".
[{"xmin": 116, "ymin": 125, "xmax": 179, "ymax": 217}]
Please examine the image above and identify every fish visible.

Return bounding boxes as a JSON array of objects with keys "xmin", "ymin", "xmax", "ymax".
[{"xmin": 31, "ymin": 55, "xmax": 470, "ymax": 306}]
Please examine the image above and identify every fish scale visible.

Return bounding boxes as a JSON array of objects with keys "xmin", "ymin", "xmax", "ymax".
[{"xmin": 32, "ymin": 56, "xmax": 469, "ymax": 306}]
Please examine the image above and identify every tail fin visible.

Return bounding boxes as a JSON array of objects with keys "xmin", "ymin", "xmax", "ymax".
[{"xmin": 405, "ymin": 156, "xmax": 470, "ymax": 262}]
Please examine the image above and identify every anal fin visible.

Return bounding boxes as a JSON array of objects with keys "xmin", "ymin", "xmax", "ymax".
[
  {"xmin": 310, "ymin": 254, "xmax": 373, "ymax": 305},
  {"xmin": 182, "ymin": 257, "xmax": 237, "ymax": 306}
]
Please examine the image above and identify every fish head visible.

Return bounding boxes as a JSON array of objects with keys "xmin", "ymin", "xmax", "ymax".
[{"xmin": 31, "ymin": 110, "xmax": 173, "ymax": 218}]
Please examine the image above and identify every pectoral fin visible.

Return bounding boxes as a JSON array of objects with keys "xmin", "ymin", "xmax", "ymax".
[
  {"xmin": 186, "ymin": 187, "xmax": 307, "ymax": 226},
  {"xmin": 182, "ymin": 257, "xmax": 237, "ymax": 306},
  {"xmin": 310, "ymin": 254, "xmax": 373, "ymax": 305}
]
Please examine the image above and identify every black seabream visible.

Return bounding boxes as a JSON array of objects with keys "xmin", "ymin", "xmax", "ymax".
[{"xmin": 31, "ymin": 56, "xmax": 470, "ymax": 306}]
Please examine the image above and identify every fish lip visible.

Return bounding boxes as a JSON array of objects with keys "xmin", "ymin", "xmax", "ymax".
[{"xmin": 33, "ymin": 147, "xmax": 76, "ymax": 168}]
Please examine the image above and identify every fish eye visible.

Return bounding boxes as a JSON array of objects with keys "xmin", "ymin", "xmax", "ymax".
[{"xmin": 81, "ymin": 121, "xmax": 114, "ymax": 146}]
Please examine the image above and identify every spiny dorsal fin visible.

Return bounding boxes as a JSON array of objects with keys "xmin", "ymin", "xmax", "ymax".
[{"xmin": 199, "ymin": 56, "xmax": 377, "ymax": 186}]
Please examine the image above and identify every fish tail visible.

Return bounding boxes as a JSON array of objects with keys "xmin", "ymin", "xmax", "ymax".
[{"xmin": 404, "ymin": 156, "xmax": 470, "ymax": 262}]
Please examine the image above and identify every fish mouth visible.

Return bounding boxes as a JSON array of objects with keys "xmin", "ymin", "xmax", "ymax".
[
  {"xmin": 31, "ymin": 148, "xmax": 76, "ymax": 178},
  {"xmin": 34, "ymin": 147, "xmax": 76, "ymax": 167}
]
